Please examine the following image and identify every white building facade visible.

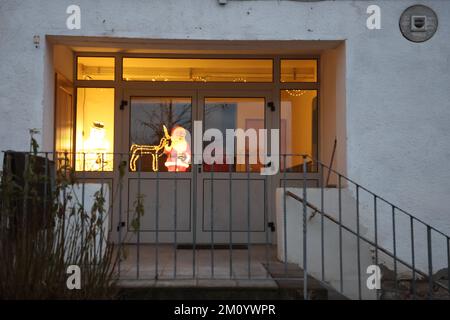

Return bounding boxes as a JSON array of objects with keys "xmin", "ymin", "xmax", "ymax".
[{"xmin": 1, "ymin": 0, "xmax": 449, "ymax": 298}]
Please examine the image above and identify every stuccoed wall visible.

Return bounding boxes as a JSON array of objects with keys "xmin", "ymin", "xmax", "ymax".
[{"xmin": 0, "ymin": 0, "xmax": 449, "ymax": 239}]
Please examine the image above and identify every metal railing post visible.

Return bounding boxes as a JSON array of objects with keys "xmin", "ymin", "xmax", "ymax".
[
  {"xmin": 192, "ymin": 159, "xmax": 197, "ymax": 279},
  {"xmin": 374, "ymin": 196, "xmax": 379, "ymax": 299},
  {"xmin": 410, "ymin": 216, "xmax": 416, "ymax": 299},
  {"xmin": 229, "ymin": 162, "xmax": 233, "ymax": 278},
  {"xmin": 447, "ymin": 237, "xmax": 450, "ymax": 295},
  {"xmin": 210, "ymin": 162, "xmax": 215, "ymax": 278},
  {"xmin": 43, "ymin": 152, "xmax": 48, "ymax": 240},
  {"xmin": 247, "ymin": 160, "xmax": 251, "ymax": 279},
  {"xmin": 320, "ymin": 163, "xmax": 325, "ymax": 282},
  {"xmin": 100, "ymin": 153, "xmax": 105, "ymax": 264},
  {"xmin": 356, "ymin": 185, "xmax": 361, "ymax": 300},
  {"xmin": 81, "ymin": 153, "xmax": 86, "ymax": 251},
  {"xmin": 174, "ymin": 157, "xmax": 178, "ymax": 278},
  {"xmin": 392, "ymin": 206, "xmax": 398, "ymax": 295},
  {"xmin": 155, "ymin": 164, "xmax": 160, "ymax": 279},
  {"xmin": 283, "ymin": 155, "xmax": 288, "ymax": 274},
  {"xmin": 264, "ymin": 160, "xmax": 270, "ymax": 279},
  {"xmin": 302, "ymin": 155, "xmax": 308, "ymax": 300},
  {"xmin": 136, "ymin": 156, "xmax": 141, "ymax": 279},
  {"xmin": 338, "ymin": 174, "xmax": 343, "ymax": 293},
  {"xmin": 118, "ymin": 153, "xmax": 123, "ymax": 278},
  {"xmin": 427, "ymin": 226, "xmax": 433, "ymax": 299}
]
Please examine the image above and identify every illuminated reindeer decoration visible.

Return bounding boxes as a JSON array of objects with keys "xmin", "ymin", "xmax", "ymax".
[{"xmin": 129, "ymin": 125, "xmax": 171, "ymax": 172}]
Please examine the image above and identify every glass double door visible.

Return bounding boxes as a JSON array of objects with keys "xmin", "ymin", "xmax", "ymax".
[{"xmin": 119, "ymin": 89, "xmax": 273, "ymax": 244}]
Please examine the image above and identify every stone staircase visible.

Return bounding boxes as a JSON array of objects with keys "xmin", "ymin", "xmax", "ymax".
[{"xmin": 118, "ymin": 262, "xmax": 344, "ymax": 300}]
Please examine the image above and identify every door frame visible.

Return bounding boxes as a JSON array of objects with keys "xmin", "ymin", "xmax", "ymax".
[
  {"xmin": 116, "ymin": 88, "xmax": 277, "ymax": 244},
  {"xmin": 70, "ymin": 52, "xmax": 321, "ymax": 245},
  {"xmin": 119, "ymin": 89, "xmax": 198, "ymax": 244},
  {"xmin": 195, "ymin": 89, "xmax": 275, "ymax": 244}
]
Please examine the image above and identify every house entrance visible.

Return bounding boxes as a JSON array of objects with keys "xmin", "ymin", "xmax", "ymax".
[
  {"xmin": 121, "ymin": 89, "xmax": 273, "ymax": 244},
  {"xmin": 54, "ymin": 54, "xmax": 321, "ymax": 245}
]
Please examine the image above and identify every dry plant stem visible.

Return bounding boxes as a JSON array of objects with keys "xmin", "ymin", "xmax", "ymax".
[{"xmin": 0, "ymin": 134, "xmax": 128, "ymax": 299}]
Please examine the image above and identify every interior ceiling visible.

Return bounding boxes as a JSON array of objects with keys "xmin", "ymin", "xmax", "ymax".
[{"xmin": 48, "ymin": 36, "xmax": 343, "ymax": 54}]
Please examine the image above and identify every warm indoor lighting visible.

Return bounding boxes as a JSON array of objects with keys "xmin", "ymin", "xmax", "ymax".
[
  {"xmin": 164, "ymin": 126, "xmax": 191, "ymax": 172},
  {"xmin": 281, "ymin": 89, "xmax": 318, "ymax": 172},
  {"xmin": 76, "ymin": 88, "xmax": 114, "ymax": 171},
  {"xmin": 129, "ymin": 125, "xmax": 191, "ymax": 172},
  {"xmin": 280, "ymin": 59, "xmax": 317, "ymax": 82},
  {"xmin": 286, "ymin": 89, "xmax": 306, "ymax": 97},
  {"xmin": 123, "ymin": 58, "xmax": 273, "ymax": 82},
  {"xmin": 83, "ymin": 121, "xmax": 110, "ymax": 171},
  {"xmin": 77, "ymin": 57, "xmax": 115, "ymax": 80},
  {"xmin": 130, "ymin": 125, "xmax": 171, "ymax": 172}
]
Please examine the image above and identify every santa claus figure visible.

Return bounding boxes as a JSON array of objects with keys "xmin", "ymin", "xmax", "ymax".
[{"xmin": 164, "ymin": 126, "xmax": 191, "ymax": 172}]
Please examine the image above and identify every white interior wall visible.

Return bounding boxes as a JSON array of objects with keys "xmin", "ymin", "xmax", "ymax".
[{"xmin": 320, "ymin": 43, "xmax": 347, "ymax": 185}]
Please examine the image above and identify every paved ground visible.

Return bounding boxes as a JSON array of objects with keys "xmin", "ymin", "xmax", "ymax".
[
  {"xmin": 115, "ymin": 244, "xmax": 349, "ymax": 299},
  {"xmin": 117, "ymin": 244, "xmax": 279, "ymax": 288}
]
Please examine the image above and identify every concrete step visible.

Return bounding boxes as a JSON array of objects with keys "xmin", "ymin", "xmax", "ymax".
[
  {"xmin": 117, "ymin": 262, "xmax": 345, "ymax": 300},
  {"xmin": 119, "ymin": 286, "xmax": 310, "ymax": 300},
  {"xmin": 264, "ymin": 262, "xmax": 347, "ymax": 300}
]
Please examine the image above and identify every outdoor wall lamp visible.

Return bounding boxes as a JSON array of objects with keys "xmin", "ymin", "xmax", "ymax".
[
  {"xmin": 399, "ymin": 5, "xmax": 438, "ymax": 42},
  {"xmin": 33, "ymin": 35, "xmax": 40, "ymax": 48},
  {"xmin": 411, "ymin": 16, "xmax": 427, "ymax": 32}
]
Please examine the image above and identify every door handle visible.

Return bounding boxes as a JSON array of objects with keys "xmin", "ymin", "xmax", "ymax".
[
  {"xmin": 197, "ymin": 165, "xmax": 202, "ymax": 174},
  {"xmin": 120, "ymin": 100, "xmax": 128, "ymax": 110}
]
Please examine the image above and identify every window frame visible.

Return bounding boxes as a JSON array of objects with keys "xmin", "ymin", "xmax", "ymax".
[
  {"xmin": 279, "ymin": 58, "xmax": 318, "ymax": 83},
  {"xmin": 128, "ymin": 95, "xmax": 194, "ymax": 173},
  {"xmin": 121, "ymin": 57, "xmax": 275, "ymax": 83},
  {"xmin": 278, "ymin": 57, "xmax": 320, "ymax": 173},
  {"xmin": 76, "ymin": 56, "xmax": 116, "ymax": 81},
  {"xmin": 68, "ymin": 52, "xmax": 320, "ymax": 175}
]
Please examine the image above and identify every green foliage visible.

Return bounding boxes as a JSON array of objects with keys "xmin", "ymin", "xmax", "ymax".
[{"xmin": 130, "ymin": 194, "xmax": 145, "ymax": 233}]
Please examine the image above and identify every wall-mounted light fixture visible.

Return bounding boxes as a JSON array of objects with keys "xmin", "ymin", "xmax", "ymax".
[
  {"xmin": 33, "ymin": 35, "xmax": 40, "ymax": 48},
  {"xmin": 400, "ymin": 5, "xmax": 438, "ymax": 42},
  {"xmin": 411, "ymin": 16, "xmax": 427, "ymax": 32}
]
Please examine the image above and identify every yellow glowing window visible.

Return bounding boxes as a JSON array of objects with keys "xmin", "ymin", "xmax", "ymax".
[
  {"xmin": 280, "ymin": 60, "xmax": 317, "ymax": 83},
  {"xmin": 123, "ymin": 58, "xmax": 273, "ymax": 82},
  {"xmin": 77, "ymin": 57, "xmax": 115, "ymax": 80},
  {"xmin": 280, "ymin": 90, "xmax": 318, "ymax": 172},
  {"xmin": 75, "ymin": 88, "xmax": 115, "ymax": 171}
]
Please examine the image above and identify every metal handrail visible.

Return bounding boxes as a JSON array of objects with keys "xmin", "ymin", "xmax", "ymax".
[
  {"xmin": 304, "ymin": 154, "xmax": 450, "ymax": 239},
  {"xmin": 285, "ymin": 190, "xmax": 450, "ymax": 295}
]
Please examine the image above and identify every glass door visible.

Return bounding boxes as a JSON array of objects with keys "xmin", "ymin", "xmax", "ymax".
[
  {"xmin": 119, "ymin": 89, "xmax": 197, "ymax": 244},
  {"xmin": 195, "ymin": 90, "xmax": 274, "ymax": 244},
  {"xmin": 117, "ymin": 89, "xmax": 275, "ymax": 245}
]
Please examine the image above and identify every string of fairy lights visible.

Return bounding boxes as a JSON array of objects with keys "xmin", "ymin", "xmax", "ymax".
[{"xmin": 285, "ymin": 89, "xmax": 306, "ymax": 97}]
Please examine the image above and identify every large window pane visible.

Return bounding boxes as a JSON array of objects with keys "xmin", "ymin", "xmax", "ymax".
[
  {"xmin": 123, "ymin": 58, "xmax": 273, "ymax": 82},
  {"xmin": 129, "ymin": 97, "xmax": 192, "ymax": 172},
  {"xmin": 280, "ymin": 59, "xmax": 317, "ymax": 83},
  {"xmin": 204, "ymin": 97, "xmax": 265, "ymax": 172},
  {"xmin": 75, "ymin": 88, "xmax": 115, "ymax": 171},
  {"xmin": 77, "ymin": 57, "xmax": 115, "ymax": 80},
  {"xmin": 280, "ymin": 90, "xmax": 318, "ymax": 172}
]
